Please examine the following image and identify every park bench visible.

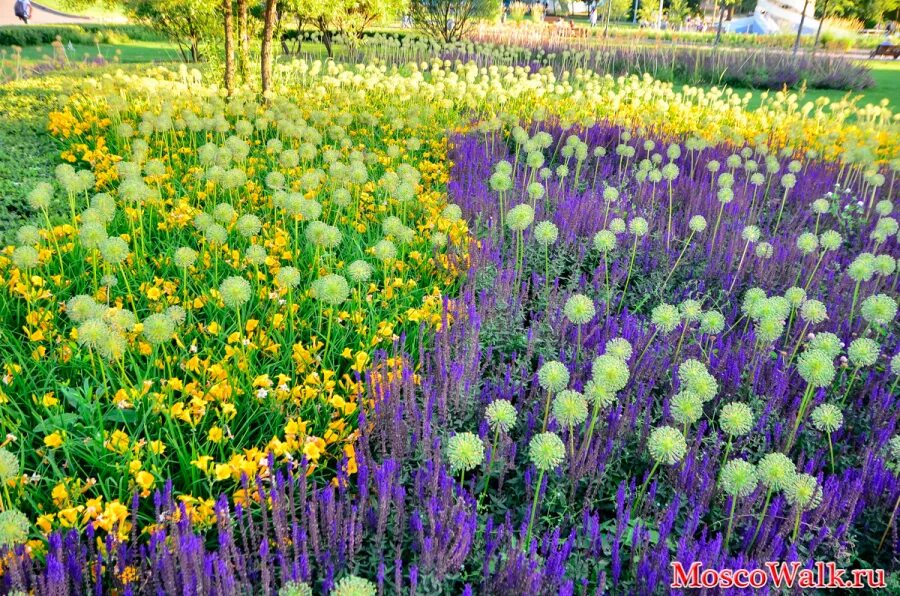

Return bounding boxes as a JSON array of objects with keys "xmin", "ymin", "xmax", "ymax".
[
  {"xmin": 544, "ymin": 16, "xmax": 590, "ymax": 38},
  {"xmin": 870, "ymin": 44, "xmax": 900, "ymax": 59}
]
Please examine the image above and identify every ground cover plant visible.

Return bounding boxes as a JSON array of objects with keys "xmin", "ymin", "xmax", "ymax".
[{"xmin": 0, "ymin": 52, "xmax": 896, "ymax": 593}]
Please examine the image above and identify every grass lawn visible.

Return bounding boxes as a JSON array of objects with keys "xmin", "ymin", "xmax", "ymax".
[
  {"xmin": 724, "ymin": 60, "xmax": 900, "ymax": 108},
  {"xmin": 4, "ymin": 41, "xmax": 182, "ymax": 65},
  {"xmin": 35, "ymin": 0, "xmax": 128, "ymax": 21}
]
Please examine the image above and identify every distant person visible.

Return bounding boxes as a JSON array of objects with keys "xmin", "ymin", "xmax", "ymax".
[
  {"xmin": 589, "ymin": 3, "xmax": 597, "ymax": 27},
  {"xmin": 14, "ymin": 0, "xmax": 33, "ymax": 24}
]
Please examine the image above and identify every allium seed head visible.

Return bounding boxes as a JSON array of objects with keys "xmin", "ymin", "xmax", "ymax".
[
  {"xmin": 648, "ymin": 426, "xmax": 687, "ymax": 465},
  {"xmin": 529, "ymin": 432, "xmax": 565, "ymax": 471}
]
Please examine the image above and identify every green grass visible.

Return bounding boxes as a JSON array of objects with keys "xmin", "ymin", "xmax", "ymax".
[
  {"xmin": 35, "ymin": 0, "xmax": 127, "ymax": 21},
  {"xmin": 721, "ymin": 60, "xmax": 900, "ymax": 109},
  {"xmin": 5, "ymin": 41, "xmax": 181, "ymax": 65}
]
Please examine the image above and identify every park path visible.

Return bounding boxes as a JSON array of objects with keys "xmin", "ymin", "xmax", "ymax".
[{"xmin": 0, "ymin": 0, "xmax": 90, "ymax": 25}]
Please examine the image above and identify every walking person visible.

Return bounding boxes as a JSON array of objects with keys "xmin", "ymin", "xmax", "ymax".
[
  {"xmin": 14, "ymin": 0, "xmax": 33, "ymax": 24},
  {"xmin": 589, "ymin": 2, "xmax": 598, "ymax": 27}
]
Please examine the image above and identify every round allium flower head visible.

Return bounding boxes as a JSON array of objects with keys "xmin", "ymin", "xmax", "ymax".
[
  {"xmin": 742, "ymin": 288, "xmax": 767, "ymax": 316},
  {"xmin": 875, "ymin": 255, "xmax": 896, "ymax": 276},
  {"xmin": 506, "ymin": 204, "xmax": 535, "ymax": 232},
  {"xmin": 679, "ymin": 299, "xmax": 702, "ymax": 323},
  {"xmin": 796, "ymin": 232, "xmax": 818, "ymax": 255},
  {"xmin": 441, "ymin": 204, "xmax": 463, "ymax": 222},
  {"xmin": 719, "ymin": 459, "xmax": 758, "ymax": 498},
  {"xmin": 347, "ymin": 260, "xmax": 373, "ymax": 284},
  {"xmin": 526, "ymin": 182, "xmax": 546, "ymax": 202},
  {"xmin": 811, "ymin": 198, "xmax": 830, "ymax": 215},
  {"xmin": 784, "ymin": 287, "xmax": 806, "ymax": 308},
  {"xmin": 489, "ymin": 171, "xmax": 512, "ymax": 193},
  {"xmin": 781, "ymin": 173, "xmax": 796, "ymax": 189},
  {"xmin": 213, "ymin": 202, "xmax": 236, "ymax": 224},
  {"xmin": 848, "ymin": 253, "xmax": 876, "ymax": 282},
  {"xmin": 275, "ymin": 266, "xmax": 302, "ymax": 290},
  {"xmin": 564, "ymin": 294, "xmax": 595, "ymax": 325},
  {"xmin": 678, "ymin": 360, "xmax": 717, "ymax": 402},
  {"xmin": 876, "ymin": 200, "xmax": 894, "ymax": 217},
  {"xmin": 758, "ymin": 452, "xmax": 796, "ymax": 491},
  {"xmin": 583, "ymin": 379, "xmax": 615, "ymax": 408},
  {"xmin": 446, "ymin": 432, "xmax": 484, "ymax": 474},
  {"xmin": 671, "ymin": 391, "xmax": 703, "ymax": 427},
  {"xmin": 534, "ymin": 221, "xmax": 559, "ymax": 246},
  {"xmin": 860, "ymin": 294, "xmax": 897, "ymax": 327},
  {"xmin": 593, "ymin": 230, "xmax": 617, "ymax": 252},
  {"xmin": 605, "ymin": 337, "xmax": 633, "ymax": 361},
  {"xmin": 173, "ymin": 247, "xmax": 198, "ymax": 269},
  {"xmin": 77, "ymin": 319, "xmax": 109, "ymax": 350},
  {"xmin": 720, "ymin": 402, "xmax": 754, "ymax": 437},
  {"xmin": 808, "ymin": 332, "xmax": 842, "ymax": 359},
  {"xmin": 205, "ymin": 223, "xmax": 228, "ymax": 246},
  {"xmin": 700, "ymin": 310, "xmax": 725, "ymax": 335},
  {"xmin": 485, "ymin": 399, "xmax": 517, "ymax": 433},
  {"xmin": 165, "ymin": 305, "xmax": 186, "ymax": 326},
  {"xmin": 312, "ymin": 274, "xmax": 350, "ymax": 306},
  {"xmin": 537, "ymin": 361, "xmax": 570, "ymax": 393},
  {"xmin": 0, "ymin": 448, "xmax": 19, "ymax": 483},
  {"xmin": 755, "ymin": 317, "xmax": 785, "ymax": 344},
  {"xmin": 648, "ymin": 426, "xmax": 687, "ymax": 465},
  {"xmin": 245, "ymin": 244, "xmax": 267, "ymax": 266},
  {"xmin": 797, "ymin": 350, "xmax": 836, "ymax": 388},
  {"xmin": 553, "ymin": 390, "xmax": 588, "ymax": 427},
  {"xmin": 847, "ymin": 337, "xmax": 880, "ymax": 368},
  {"xmin": 651, "ymin": 303, "xmax": 681, "ymax": 334},
  {"xmin": 0, "ymin": 509, "xmax": 29, "ymax": 547},
  {"xmin": 219, "ymin": 276, "xmax": 252, "ymax": 309},
  {"xmin": 688, "ymin": 215, "xmax": 707, "ymax": 233},
  {"xmin": 67, "ymin": 295, "xmax": 103, "ymax": 323},
  {"xmin": 16, "ymin": 224, "xmax": 41, "ymax": 247},
  {"xmin": 529, "ymin": 432, "xmax": 565, "ymax": 471},
  {"xmin": 811, "ymin": 403, "xmax": 843, "ymax": 433},
  {"xmin": 755, "ymin": 242, "xmax": 773, "ymax": 259},
  {"xmin": 100, "ymin": 237, "xmax": 130, "ymax": 266},
  {"xmin": 27, "ymin": 182, "xmax": 54, "ymax": 210},
  {"xmin": 236, "ymin": 214, "xmax": 262, "ymax": 238},
  {"xmin": 741, "ymin": 225, "xmax": 761, "ymax": 243},
  {"xmin": 373, "ymin": 239, "xmax": 398, "ymax": 262},
  {"xmin": 332, "ymin": 575, "xmax": 376, "ymax": 596},
  {"xmin": 609, "ymin": 218, "xmax": 626, "ymax": 234},
  {"xmin": 602, "ymin": 186, "xmax": 619, "ymax": 203},
  {"xmin": 591, "ymin": 354, "xmax": 630, "ymax": 393},
  {"xmin": 784, "ymin": 473, "xmax": 822, "ymax": 511},
  {"xmin": 12, "ymin": 246, "xmax": 40, "ymax": 270},
  {"xmin": 142, "ymin": 313, "xmax": 175, "ymax": 346},
  {"xmin": 278, "ymin": 581, "xmax": 312, "ymax": 596},
  {"xmin": 819, "ymin": 230, "xmax": 842, "ymax": 252},
  {"xmin": 799, "ymin": 299, "xmax": 827, "ymax": 324},
  {"xmin": 629, "ymin": 217, "xmax": 649, "ymax": 237}
]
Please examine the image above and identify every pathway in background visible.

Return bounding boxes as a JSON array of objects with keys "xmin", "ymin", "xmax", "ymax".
[{"xmin": 0, "ymin": 0, "xmax": 89, "ymax": 25}]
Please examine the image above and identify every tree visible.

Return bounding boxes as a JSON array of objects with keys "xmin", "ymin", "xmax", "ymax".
[
  {"xmin": 261, "ymin": 0, "xmax": 277, "ymax": 95},
  {"xmin": 713, "ymin": 0, "xmax": 738, "ymax": 46},
  {"xmin": 238, "ymin": 0, "xmax": 250, "ymax": 81},
  {"xmin": 409, "ymin": 0, "xmax": 489, "ymax": 42},
  {"xmin": 667, "ymin": 0, "xmax": 690, "ymax": 28},
  {"xmin": 125, "ymin": 0, "xmax": 220, "ymax": 62},
  {"xmin": 223, "ymin": 0, "xmax": 235, "ymax": 94},
  {"xmin": 636, "ymin": 0, "xmax": 658, "ymax": 26},
  {"xmin": 792, "ymin": 0, "xmax": 810, "ymax": 55},
  {"xmin": 296, "ymin": 0, "xmax": 405, "ymax": 57}
]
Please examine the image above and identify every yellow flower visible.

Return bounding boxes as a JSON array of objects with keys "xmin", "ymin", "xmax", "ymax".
[
  {"xmin": 44, "ymin": 432, "xmax": 63, "ymax": 449},
  {"xmin": 214, "ymin": 463, "xmax": 232, "ymax": 482},
  {"xmin": 135, "ymin": 471, "xmax": 155, "ymax": 491},
  {"xmin": 149, "ymin": 440, "xmax": 166, "ymax": 455},
  {"xmin": 41, "ymin": 392, "xmax": 59, "ymax": 407},
  {"xmin": 191, "ymin": 455, "xmax": 213, "ymax": 473},
  {"xmin": 303, "ymin": 436, "xmax": 326, "ymax": 462},
  {"xmin": 51, "ymin": 482, "xmax": 69, "ymax": 505},
  {"xmin": 208, "ymin": 426, "xmax": 224, "ymax": 443}
]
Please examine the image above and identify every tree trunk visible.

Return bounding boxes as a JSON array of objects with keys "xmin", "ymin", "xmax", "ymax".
[
  {"xmin": 812, "ymin": 0, "xmax": 828, "ymax": 55},
  {"xmin": 793, "ymin": 0, "xmax": 810, "ymax": 55},
  {"xmin": 238, "ymin": 0, "xmax": 249, "ymax": 81},
  {"xmin": 714, "ymin": 5, "xmax": 726, "ymax": 46},
  {"xmin": 261, "ymin": 0, "xmax": 278, "ymax": 96},
  {"xmin": 223, "ymin": 0, "xmax": 235, "ymax": 95},
  {"xmin": 604, "ymin": 0, "xmax": 613, "ymax": 37}
]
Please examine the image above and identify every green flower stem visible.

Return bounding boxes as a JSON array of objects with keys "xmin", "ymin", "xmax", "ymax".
[
  {"xmin": 659, "ymin": 231, "xmax": 694, "ymax": 296},
  {"xmin": 720, "ymin": 436, "xmax": 732, "ymax": 468},
  {"xmin": 541, "ymin": 390, "xmax": 554, "ymax": 432},
  {"xmin": 524, "ymin": 469, "xmax": 545, "ymax": 551},
  {"xmin": 803, "ymin": 251, "xmax": 828, "ymax": 292},
  {"xmin": 827, "ymin": 432, "xmax": 835, "ymax": 474},
  {"xmin": 478, "ymin": 427, "xmax": 501, "ymax": 506},
  {"xmin": 633, "ymin": 329, "xmax": 658, "ymax": 372},
  {"xmin": 632, "ymin": 460, "xmax": 660, "ymax": 516},
  {"xmin": 787, "ymin": 321, "xmax": 811, "ymax": 364},
  {"xmin": 618, "ymin": 236, "xmax": 639, "ymax": 313},
  {"xmin": 786, "ymin": 383, "xmax": 815, "ymax": 451},
  {"xmin": 847, "ymin": 280, "xmax": 862, "ymax": 329},
  {"xmin": 709, "ymin": 201, "xmax": 725, "ymax": 250},
  {"xmin": 840, "ymin": 367, "xmax": 860, "ymax": 405},
  {"xmin": 773, "ymin": 187, "xmax": 790, "ymax": 237},
  {"xmin": 750, "ymin": 487, "xmax": 773, "ymax": 548},
  {"xmin": 878, "ymin": 491, "xmax": 900, "ymax": 552},
  {"xmin": 792, "ymin": 509, "xmax": 802, "ymax": 543},
  {"xmin": 724, "ymin": 494, "xmax": 738, "ymax": 548}
]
